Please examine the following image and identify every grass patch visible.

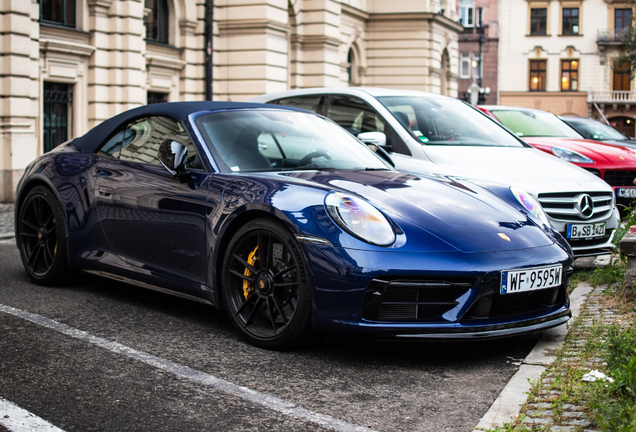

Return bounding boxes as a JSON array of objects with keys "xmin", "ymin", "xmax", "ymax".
[
  {"xmin": 571, "ymin": 263, "xmax": 625, "ymax": 289},
  {"xmin": 481, "ymin": 287, "xmax": 635, "ymax": 432},
  {"xmin": 588, "ymin": 318, "xmax": 636, "ymax": 431}
]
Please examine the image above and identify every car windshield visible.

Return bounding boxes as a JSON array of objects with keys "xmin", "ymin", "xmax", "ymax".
[
  {"xmin": 195, "ymin": 110, "xmax": 390, "ymax": 172},
  {"xmin": 491, "ymin": 109, "xmax": 582, "ymax": 138},
  {"xmin": 565, "ymin": 118, "xmax": 631, "ymax": 141},
  {"xmin": 377, "ymin": 95, "xmax": 525, "ymax": 147}
]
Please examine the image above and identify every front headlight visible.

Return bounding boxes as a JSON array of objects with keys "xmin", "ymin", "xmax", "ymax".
[
  {"xmin": 510, "ymin": 187, "xmax": 551, "ymax": 227},
  {"xmin": 551, "ymin": 147, "xmax": 594, "ymax": 164},
  {"xmin": 325, "ymin": 192, "xmax": 396, "ymax": 246}
]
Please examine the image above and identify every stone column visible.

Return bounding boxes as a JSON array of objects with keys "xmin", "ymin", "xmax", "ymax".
[{"xmin": 0, "ymin": 0, "xmax": 41, "ymax": 202}]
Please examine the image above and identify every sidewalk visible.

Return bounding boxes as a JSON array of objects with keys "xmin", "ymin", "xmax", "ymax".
[
  {"xmin": 0, "ymin": 203, "xmax": 14, "ymax": 239},
  {"xmin": 474, "ymin": 279, "xmax": 634, "ymax": 432}
]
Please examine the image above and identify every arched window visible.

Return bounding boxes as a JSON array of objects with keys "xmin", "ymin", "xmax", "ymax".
[
  {"xmin": 347, "ymin": 48, "xmax": 356, "ymax": 85},
  {"xmin": 146, "ymin": 0, "xmax": 169, "ymax": 44},
  {"xmin": 40, "ymin": 0, "xmax": 76, "ymax": 28}
]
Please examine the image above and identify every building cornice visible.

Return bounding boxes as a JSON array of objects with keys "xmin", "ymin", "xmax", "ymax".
[
  {"xmin": 40, "ymin": 39, "xmax": 96, "ymax": 57},
  {"xmin": 218, "ymin": 19, "xmax": 290, "ymax": 36},
  {"xmin": 341, "ymin": 4, "xmax": 369, "ymax": 21},
  {"xmin": 146, "ymin": 54, "xmax": 186, "ymax": 71},
  {"xmin": 368, "ymin": 12, "xmax": 464, "ymax": 32}
]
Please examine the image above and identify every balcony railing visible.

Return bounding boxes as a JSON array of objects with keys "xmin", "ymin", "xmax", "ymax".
[
  {"xmin": 459, "ymin": 26, "xmax": 488, "ymax": 40},
  {"xmin": 588, "ymin": 91, "xmax": 636, "ymax": 103},
  {"xmin": 597, "ymin": 29, "xmax": 628, "ymax": 44}
]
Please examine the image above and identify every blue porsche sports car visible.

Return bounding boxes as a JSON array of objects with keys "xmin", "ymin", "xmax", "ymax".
[{"xmin": 15, "ymin": 102, "xmax": 573, "ymax": 349}]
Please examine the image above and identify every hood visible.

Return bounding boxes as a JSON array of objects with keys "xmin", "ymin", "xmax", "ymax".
[
  {"xmin": 261, "ymin": 170, "xmax": 558, "ymax": 253},
  {"xmin": 525, "ymin": 137, "xmax": 636, "ymax": 168},
  {"xmin": 407, "ymin": 145, "xmax": 612, "ymax": 196},
  {"xmin": 598, "ymin": 139, "xmax": 636, "ymax": 150}
]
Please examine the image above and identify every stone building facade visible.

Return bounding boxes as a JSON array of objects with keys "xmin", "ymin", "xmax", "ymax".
[
  {"xmin": 0, "ymin": 0, "xmax": 461, "ymax": 202},
  {"xmin": 498, "ymin": 0, "xmax": 636, "ymax": 137}
]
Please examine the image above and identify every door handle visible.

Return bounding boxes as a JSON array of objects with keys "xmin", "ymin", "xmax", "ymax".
[{"xmin": 98, "ymin": 186, "xmax": 115, "ymax": 197}]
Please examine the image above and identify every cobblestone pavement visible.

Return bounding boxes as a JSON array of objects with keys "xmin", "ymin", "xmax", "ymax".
[
  {"xmin": 0, "ymin": 203, "xmax": 14, "ymax": 238},
  {"xmin": 513, "ymin": 286, "xmax": 631, "ymax": 432}
]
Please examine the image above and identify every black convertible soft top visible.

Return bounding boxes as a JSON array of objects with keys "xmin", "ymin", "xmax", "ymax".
[{"xmin": 72, "ymin": 101, "xmax": 294, "ymax": 153}]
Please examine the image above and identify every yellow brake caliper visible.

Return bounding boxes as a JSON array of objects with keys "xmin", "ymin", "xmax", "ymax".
[{"xmin": 243, "ymin": 245, "xmax": 259, "ymax": 299}]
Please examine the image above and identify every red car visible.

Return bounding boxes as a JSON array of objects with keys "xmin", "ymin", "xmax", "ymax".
[{"xmin": 478, "ymin": 105, "xmax": 636, "ymax": 210}]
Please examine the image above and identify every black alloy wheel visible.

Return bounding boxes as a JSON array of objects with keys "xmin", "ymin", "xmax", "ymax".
[
  {"xmin": 222, "ymin": 219, "xmax": 312, "ymax": 349},
  {"xmin": 17, "ymin": 186, "xmax": 71, "ymax": 285}
]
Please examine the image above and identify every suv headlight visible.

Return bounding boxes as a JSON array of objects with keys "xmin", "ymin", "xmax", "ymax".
[
  {"xmin": 511, "ymin": 187, "xmax": 551, "ymax": 227},
  {"xmin": 551, "ymin": 147, "xmax": 594, "ymax": 164},
  {"xmin": 325, "ymin": 192, "xmax": 396, "ymax": 246}
]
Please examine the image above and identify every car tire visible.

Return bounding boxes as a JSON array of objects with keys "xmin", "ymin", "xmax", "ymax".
[
  {"xmin": 221, "ymin": 218, "xmax": 312, "ymax": 350},
  {"xmin": 16, "ymin": 185, "xmax": 71, "ymax": 286}
]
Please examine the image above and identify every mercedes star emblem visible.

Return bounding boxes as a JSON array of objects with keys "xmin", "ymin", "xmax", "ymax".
[{"xmin": 576, "ymin": 194, "xmax": 594, "ymax": 219}]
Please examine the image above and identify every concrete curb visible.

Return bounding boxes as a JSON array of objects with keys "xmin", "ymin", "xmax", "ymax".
[
  {"xmin": 0, "ymin": 233, "xmax": 14, "ymax": 239},
  {"xmin": 473, "ymin": 283, "xmax": 594, "ymax": 431}
]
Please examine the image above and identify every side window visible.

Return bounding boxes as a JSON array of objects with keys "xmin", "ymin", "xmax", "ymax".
[
  {"xmin": 274, "ymin": 96, "xmax": 322, "ymax": 113},
  {"xmin": 98, "ymin": 116, "xmax": 203, "ymax": 169},
  {"xmin": 326, "ymin": 95, "xmax": 411, "ymax": 156}
]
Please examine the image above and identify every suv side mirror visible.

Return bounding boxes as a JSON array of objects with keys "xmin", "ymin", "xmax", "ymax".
[
  {"xmin": 357, "ymin": 132, "xmax": 395, "ymax": 167},
  {"xmin": 357, "ymin": 131, "xmax": 387, "ymax": 148},
  {"xmin": 158, "ymin": 139, "xmax": 190, "ymax": 181}
]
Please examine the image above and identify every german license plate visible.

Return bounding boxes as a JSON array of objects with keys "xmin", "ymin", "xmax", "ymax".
[
  {"xmin": 566, "ymin": 223, "xmax": 605, "ymax": 239},
  {"xmin": 618, "ymin": 188, "xmax": 636, "ymax": 198},
  {"xmin": 501, "ymin": 265, "xmax": 562, "ymax": 294}
]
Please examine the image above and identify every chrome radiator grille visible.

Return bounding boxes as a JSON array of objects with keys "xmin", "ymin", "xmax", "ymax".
[{"xmin": 538, "ymin": 191, "xmax": 613, "ymax": 222}]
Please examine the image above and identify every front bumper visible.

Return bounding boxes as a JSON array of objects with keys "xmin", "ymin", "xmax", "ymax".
[{"xmin": 302, "ymin": 242, "xmax": 573, "ymax": 340}]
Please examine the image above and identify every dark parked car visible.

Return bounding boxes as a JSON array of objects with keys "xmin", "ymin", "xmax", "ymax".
[
  {"xmin": 15, "ymin": 102, "xmax": 572, "ymax": 349},
  {"xmin": 560, "ymin": 116, "xmax": 636, "ymax": 148}
]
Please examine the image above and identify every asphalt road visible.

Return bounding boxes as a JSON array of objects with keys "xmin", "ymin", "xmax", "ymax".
[{"xmin": 0, "ymin": 239, "xmax": 538, "ymax": 432}]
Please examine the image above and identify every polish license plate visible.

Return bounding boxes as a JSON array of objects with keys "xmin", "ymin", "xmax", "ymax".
[
  {"xmin": 566, "ymin": 223, "xmax": 606, "ymax": 239},
  {"xmin": 617, "ymin": 188, "xmax": 636, "ymax": 198},
  {"xmin": 501, "ymin": 265, "xmax": 562, "ymax": 295}
]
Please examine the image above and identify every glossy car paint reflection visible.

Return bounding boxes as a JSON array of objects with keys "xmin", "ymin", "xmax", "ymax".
[{"xmin": 14, "ymin": 102, "xmax": 573, "ymax": 348}]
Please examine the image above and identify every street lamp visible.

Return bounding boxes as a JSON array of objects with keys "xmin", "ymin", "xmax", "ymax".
[{"xmin": 476, "ymin": 6, "xmax": 486, "ymax": 105}]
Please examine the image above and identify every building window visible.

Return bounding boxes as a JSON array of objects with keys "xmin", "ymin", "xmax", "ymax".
[
  {"xmin": 530, "ymin": 8, "xmax": 548, "ymax": 35},
  {"xmin": 43, "ymin": 82, "xmax": 73, "ymax": 153},
  {"xmin": 561, "ymin": 60, "xmax": 579, "ymax": 91},
  {"xmin": 40, "ymin": 0, "xmax": 75, "ymax": 28},
  {"xmin": 615, "ymin": 8, "xmax": 632, "ymax": 31},
  {"xmin": 460, "ymin": 52, "xmax": 471, "ymax": 78},
  {"xmin": 562, "ymin": 8, "xmax": 579, "ymax": 35},
  {"xmin": 347, "ymin": 49, "xmax": 356, "ymax": 84},
  {"xmin": 529, "ymin": 60, "xmax": 546, "ymax": 91},
  {"xmin": 145, "ymin": 0, "xmax": 169, "ymax": 44},
  {"xmin": 614, "ymin": 60, "xmax": 631, "ymax": 91},
  {"xmin": 459, "ymin": 0, "xmax": 475, "ymax": 27},
  {"xmin": 472, "ymin": 52, "xmax": 482, "ymax": 79},
  {"xmin": 147, "ymin": 92, "xmax": 169, "ymax": 104}
]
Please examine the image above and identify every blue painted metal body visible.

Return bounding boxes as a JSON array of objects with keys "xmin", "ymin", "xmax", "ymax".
[{"xmin": 14, "ymin": 103, "xmax": 573, "ymax": 340}]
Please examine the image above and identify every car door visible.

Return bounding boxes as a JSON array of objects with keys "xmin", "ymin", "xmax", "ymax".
[{"xmin": 93, "ymin": 115, "xmax": 210, "ymax": 285}]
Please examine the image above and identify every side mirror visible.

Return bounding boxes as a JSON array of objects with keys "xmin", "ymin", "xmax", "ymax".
[
  {"xmin": 357, "ymin": 132, "xmax": 395, "ymax": 167},
  {"xmin": 158, "ymin": 139, "xmax": 189, "ymax": 180},
  {"xmin": 357, "ymin": 131, "xmax": 387, "ymax": 148}
]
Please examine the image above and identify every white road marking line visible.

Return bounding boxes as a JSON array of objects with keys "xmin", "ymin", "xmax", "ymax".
[
  {"xmin": 0, "ymin": 397, "xmax": 65, "ymax": 432},
  {"xmin": 0, "ymin": 304, "xmax": 376, "ymax": 432}
]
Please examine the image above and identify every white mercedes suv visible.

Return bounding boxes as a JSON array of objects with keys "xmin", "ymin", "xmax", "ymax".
[{"xmin": 250, "ymin": 87, "xmax": 620, "ymax": 257}]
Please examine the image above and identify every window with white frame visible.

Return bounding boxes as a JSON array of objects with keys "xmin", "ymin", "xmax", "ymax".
[
  {"xmin": 460, "ymin": 0, "xmax": 475, "ymax": 27},
  {"xmin": 460, "ymin": 52, "xmax": 471, "ymax": 78}
]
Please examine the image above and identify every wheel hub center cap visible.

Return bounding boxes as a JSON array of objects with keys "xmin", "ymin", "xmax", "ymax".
[
  {"xmin": 38, "ymin": 228, "xmax": 47, "ymax": 243},
  {"xmin": 255, "ymin": 273, "xmax": 274, "ymax": 296}
]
